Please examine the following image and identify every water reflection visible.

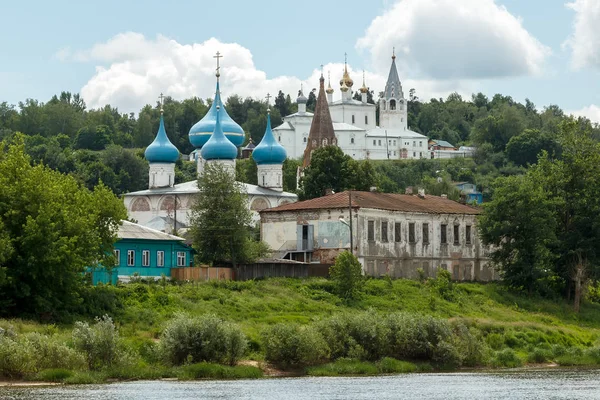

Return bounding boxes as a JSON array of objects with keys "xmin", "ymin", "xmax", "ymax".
[{"xmin": 1, "ymin": 369, "xmax": 599, "ymax": 400}]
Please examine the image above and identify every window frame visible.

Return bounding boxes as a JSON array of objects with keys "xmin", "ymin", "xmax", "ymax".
[
  {"xmin": 127, "ymin": 250, "xmax": 135, "ymax": 266},
  {"xmin": 409, "ymin": 222, "xmax": 416, "ymax": 243},
  {"xmin": 113, "ymin": 249, "xmax": 120, "ymax": 266},
  {"xmin": 381, "ymin": 221, "xmax": 388, "ymax": 243},
  {"xmin": 142, "ymin": 250, "xmax": 150, "ymax": 267},
  {"xmin": 394, "ymin": 222, "xmax": 401, "ymax": 242},
  {"xmin": 367, "ymin": 220, "xmax": 375, "ymax": 241},
  {"xmin": 453, "ymin": 225, "xmax": 460, "ymax": 245},
  {"xmin": 466, "ymin": 225, "xmax": 472, "ymax": 245},
  {"xmin": 422, "ymin": 223, "xmax": 429, "ymax": 244},
  {"xmin": 441, "ymin": 224, "xmax": 447, "ymax": 244},
  {"xmin": 177, "ymin": 251, "xmax": 186, "ymax": 267},
  {"xmin": 157, "ymin": 251, "xmax": 165, "ymax": 267}
]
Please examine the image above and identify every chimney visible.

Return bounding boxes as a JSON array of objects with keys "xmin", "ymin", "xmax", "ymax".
[
  {"xmin": 324, "ymin": 188, "xmax": 334, "ymax": 196},
  {"xmin": 418, "ymin": 188, "xmax": 425, "ymax": 198},
  {"xmin": 441, "ymin": 194, "xmax": 448, "ymax": 199},
  {"xmin": 370, "ymin": 186, "xmax": 378, "ymax": 192},
  {"xmin": 405, "ymin": 186, "xmax": 413, "ymax": 195}
]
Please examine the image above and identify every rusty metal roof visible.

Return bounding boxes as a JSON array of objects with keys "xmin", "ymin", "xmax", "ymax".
[{"xmin": 260, "ymin": 191, "xmax": 481, "ymax": 215}]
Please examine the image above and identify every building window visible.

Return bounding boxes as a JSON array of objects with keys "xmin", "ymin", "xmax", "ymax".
[
  {"xmin": 423, "ymin": 223, "xmax": 429, "ymax": 244},
  {"xmin": 390, "ymin": 99, "xmax": 396, "ymax": 110},
  {"xmin": 393, "ymin": 140, "xmax": 397, "ymax": 146},
  {"xmin": 351, "ymin": 138, "xmax": 355, "ymax": 144},
  {"xmin": 323, "ymin": 138, "xmax": 328, "ymax": 146},
  {"xmin": 365, "ymin": 115, "xmax": 368, "ymax": 124},
  {"xmin": 394, "ymin": 222, "xmax": 401, "ymax": 242},
  {"xmin": 157, "ymin": 251, "xmax": 164, "ymax": 267},
  {"xmin": 127, "ymin": 250, "xmax": 135, "ymax": 266},
  {"xmin": 454, "ymin": 225, "xmax": 460, "ymax": 245},
  {"xmin": 303, "ymin": 137, "xmax": 307, "ymax": 143},
  {"xmin": 378, "ymin": 140, "xmax": 382, "ymax": 146},
  {"xmin": 393, "ymin": 151, "xmax": 396, "ymax": 156},
  {"xmin": 413, "ymin": 152, "xmax": 416, "ymax": 157},
  {"xmin": 373, "ymin": 140, "xmax": 376, "ymax": 145},
  {"xmin": 352, "ymin": 115, "xmax": 355, "ymax": 124},
  {"xmin": 113, "ymin": 249, "xmax": 120, "ymax": 266},
  {"xmin": 381, "ymin": 221, "xmax": 388, "ymax": 242},
  {"xmin": 441, "ymin": 224, "xmax": 447, "ymax": 244},
  {"xmin": 388, "ymin": 140, "xmax": 391, "ymax": 145},
  {"xmin": 420, "ymin": 152, "xmax": 423, "ymax": 158},
  {"xmin": 368, "ymin": 220, "xmax": 375, "ymax": 241},
  {"xmin": 413, "ymin": 141, "xmax": 416, "ymax": 147},
  {"xmin": 419, "ymin": 141, "xmax": 423, "ymax": 147},
  {"xmin": 142, "ymin": 250, "xmax": 150, "ymax": 267},
  {"xmin": 177, "ymin": 252, "xmax": 186, "ymax": 267},
  {"xmin": 409, "ymin": 223, "xmax": 415, "ymax": 243},
  {"xmin": 466, "ymin": 225, "xmax": 472, "ymax": 244},
  {"xmin": 278, "ymin": 136, "xmax": 281, "ymax": 142}
]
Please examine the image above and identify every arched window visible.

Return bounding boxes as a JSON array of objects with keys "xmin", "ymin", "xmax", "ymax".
[
  {"xmin": 332, "ymin": 139, "xmax": 337, "ymax": 145},
  {"xmin": 389, "ymin": 99, "xmax": 396, "ymax": 110},
  {"xmin": 303, "ymin": 137, "xmax": 307, "ymax": 143},
  {"xmin": 322, "ymin": 138, "xmax": 328, "ymax": 146},
  {"xmin": 278, "ymin": 136, "xmax": 281, "ymax": 142},
  {"xmin": 250, "ymin": 197, "xmax": 270, "ymax": 211},
  {"xmin": 312, "ymin": 139, "xmax": 317, "ymax": 147},
  {"xmin": 350, "ymin": 137, "xmax": 355, "ymax": 144},
  {"xmin": 131, "ymin": 197, "xmax": 151, "ymax": 212},
  {"xmin": 351, "ymin": 115, "xmax": 355, "ymax": 124},
  {"xmin": 365, "ymin": 115, "xmax": 368, "ymax": 124}
]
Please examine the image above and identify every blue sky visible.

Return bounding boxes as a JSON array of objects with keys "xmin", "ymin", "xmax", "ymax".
[{"xmin": 1, "ymin": 0, "xmax": 599, "ymax": 121}]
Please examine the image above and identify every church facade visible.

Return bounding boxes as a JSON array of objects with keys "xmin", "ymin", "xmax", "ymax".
[
  {"xmin": 123, "ymin": 64, "xmax": 297, "ymax": 233},
  {"xmin": 274, "ymin": 53, "xmax": 428, "ymax": 161}
]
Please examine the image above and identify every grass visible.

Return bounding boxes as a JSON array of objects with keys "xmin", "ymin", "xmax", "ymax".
[{"xmin": 2, "ymin": 278, "xmax": 600, "ymax": 382}]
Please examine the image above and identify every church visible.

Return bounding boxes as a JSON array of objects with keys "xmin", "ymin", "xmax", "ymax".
[
  {"xmin": 123, "ymin": 60, "xmax": 297, "ymax": 233},
  {"xmin": 274, "ymin": 52, "xmax": 428, "ymax": 161}
]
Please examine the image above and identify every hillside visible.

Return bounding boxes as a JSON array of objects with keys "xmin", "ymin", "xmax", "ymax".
[{"xmin": 2, "ymin": 277, "xmax": 600, "ymax": 383}]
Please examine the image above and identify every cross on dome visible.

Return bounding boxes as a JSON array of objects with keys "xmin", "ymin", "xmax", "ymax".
[{"xmin": 214, "ymin": 51, "xmax": 222, "ymax": 78}]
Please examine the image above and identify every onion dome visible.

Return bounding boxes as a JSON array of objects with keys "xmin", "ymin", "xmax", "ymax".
[
  {"xmin": 145, "ymin": 114, "xmax": 179, "ymax": 163},
  {"xmin": 340, "ymin": 80, "xmax": 349, "ymax": 93},
  {"xmin": 339, "ymin": 64, "xmax": 354, "ymax": 89},
  {"xmin": 326, "ymin": 71, "xmax": 334, "ymax": 95},
  {"xmin": 188, "ymin": 81, "xmax": 245, "ymax": 148},
  {"xmin": 201, "ymin": 106, "xmax": 238, "ymax": 160},
  {"xmin": 297, "ymin": 89, "xmax": 308, "ymax": 104},
  {"xmin": 359, "ymin": 71, "xmax": 368, "ymax": 94},
  {"xmin": 252, "ymin": 110, "xmax": 287, "ymax": 165}
]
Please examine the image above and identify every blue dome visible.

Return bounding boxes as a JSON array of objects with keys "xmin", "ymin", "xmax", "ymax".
[
  {"xmin": 252, "ymin": 112, "xmax": 287, "ymax": 165},
  {"xmin": 145, "ymin": 115, "xmax": 179, "ymax": 163},
  {"xmin": 201, "ymin": 106, "xmax": 238, "ymax": 161},
  {"xmin": 189, "ymin": 81, "xmax": 245, "ymax": 148}
]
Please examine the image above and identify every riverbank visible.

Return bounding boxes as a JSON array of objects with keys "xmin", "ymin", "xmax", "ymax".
[{"xmin": 2, "ymin": 277, "xmax": 600, "ymax": 384}]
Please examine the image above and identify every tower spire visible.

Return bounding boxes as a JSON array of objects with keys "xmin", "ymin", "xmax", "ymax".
[
  {"xmin": 214, "ymin": 51, "xmax": 222, "ymax": 80},
  {"xmin": 159, "ymin": 92, "xmax": 165, "ymax": 114}
]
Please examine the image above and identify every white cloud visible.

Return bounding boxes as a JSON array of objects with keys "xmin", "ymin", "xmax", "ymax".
[
  {"xmin": 62, "ymin": 33, "xmax": 472, "ymax": 114},
  {"xmin": 564, "ymin": 0, "xmax": 600, "ymax": 70},
  {"xmin": 568, "ymin": 104, "xmax": 600, "ymax": 123},
  {"xmin": 356, "ymin": 0, "xmax": 550, "ymax": 79}
]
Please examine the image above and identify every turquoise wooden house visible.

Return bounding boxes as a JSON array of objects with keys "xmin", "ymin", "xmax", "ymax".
[{"xmin": 91, "ymin": 221, "xmax": 193, "ymax": 285}]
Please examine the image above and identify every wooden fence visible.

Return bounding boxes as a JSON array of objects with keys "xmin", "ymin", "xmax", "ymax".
[
  {"xmin": 171, "ymin": 263, "xmax": 331, "ymax": 282},
  {"xmin": 171, "ymin": 267, "xmax": 232, "ymax": 281}
]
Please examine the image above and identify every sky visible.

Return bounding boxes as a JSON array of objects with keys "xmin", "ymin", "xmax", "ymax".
[{"xmin": 1, "ymin": 0, "xmax": 599, "ymax": 121}]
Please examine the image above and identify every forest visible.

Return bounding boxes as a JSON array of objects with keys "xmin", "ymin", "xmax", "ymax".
[{"xmin": 1, "ymin": 88, "xmax": 598, "ymax": 198}]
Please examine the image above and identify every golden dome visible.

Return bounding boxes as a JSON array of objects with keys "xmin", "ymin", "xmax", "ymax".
[
  {"xmin": 340, "ymin": 80, "xmax": 349, "ymax": 93},
  {"xmin": 326, "ymin": 71, "xmax": 334, "ymax": 94},
  {"xmin": 339, "ymin": 66, "xmax": 354, "ymax": 88},
  {"xmin": 359, "ymin": 71, "xmax": 368, "ymax": 93}
]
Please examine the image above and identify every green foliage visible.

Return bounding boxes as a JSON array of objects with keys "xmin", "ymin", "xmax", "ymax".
[
  {"xmin": 176, "ymin": 362, "xmax": 263, "ymax": 380},
  {"xmin": 35, "ymin": 368, "xmax": 74, "ymax": 382},
  {"xmin": 491, "ymin": 348, "xmax": 523, "ymax": 368},
  {"xmin": 159, "ymin": 314, "xmax": 247, "ymax": 366},
  {"xmin": 262, "ymin": 323, "xmax": 330, "ymax": 368},
  {"xmin": 190, "ymin": 162, "xmax": 268, "ymax": 265},
  {"xmin": 0, "ymin": 138, "xmax": 127, "ymax": 318},
  {"xmin": 72, "ymin": 315, "xmax": 127, "ymax": 370},
  {"xmin": 329, "ymin": 251, "xmax": 363, "ymax": 301}
]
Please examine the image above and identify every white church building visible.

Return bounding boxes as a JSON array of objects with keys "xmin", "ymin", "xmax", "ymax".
[
  {"xmin": 123, "ymin": 68, "xmax": 297, "ymax": 233},
  {"xmin": 274, "ymin": 53, "xmax": 428, "ymax": 161}
]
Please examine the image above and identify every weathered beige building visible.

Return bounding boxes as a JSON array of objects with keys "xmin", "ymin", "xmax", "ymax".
[{"xmin": 260, "ymin": 191, "xmax": 495, "ymax": 281}]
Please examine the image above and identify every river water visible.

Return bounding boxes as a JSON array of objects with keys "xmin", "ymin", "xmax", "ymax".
[{"xmin": 1, "ymin": 369, "xmax": 600, "ymax": 400}]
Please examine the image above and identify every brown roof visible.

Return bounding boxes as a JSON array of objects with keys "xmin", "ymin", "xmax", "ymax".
[
  {"xmin": 302, "ymin": 74, "xmax": 337, "ymax": 168},
  {"xmin": 261, "ymin": 191, "xmax": 481, "ymax": 215}
]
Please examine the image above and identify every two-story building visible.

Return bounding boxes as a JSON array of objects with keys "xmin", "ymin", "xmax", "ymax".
[{"xmin": 260, "ymin": 190, "xmax": 495, "ymax": 281}]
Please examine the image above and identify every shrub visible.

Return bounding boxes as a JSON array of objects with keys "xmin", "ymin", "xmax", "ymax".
[
  {"xmin": 329, "ymin": 251, "xmax": 363, "ymax": 301},
  {"xmin": 527, "ymin": 347, "xmax": 552, "ymax": 363},
  {"xmin": 160, "ymin": 314, "xmax": 247, "ymax": 366},
  {"xmin": 176, "ymin": 362, "xmax": 263, "ymax": 380},
  {"xmin": 377, "ymin": 357, "xmax": 418, "ymax": 373},
  {"xmin": 0, "ymin": 334, "xmax": 37, "ymax": 378},
  {"xmin": 307, "ymin": 358, "xmax": 378, "ymax": 376},
  {"xmin": 486, "ymin": 333, "xmax": 504, "ymax": 350},
  {"xmin": 262, "ymin": 323, "xmax": 329, "ymax": 368},
  {"xmin": 386, "ymin": 313, "xmax": 450, "ymax": 361},
  {"xmin": 35, "ymin": 368, "xmax": 74, "ymax": 382},
  {"xmin": 72, "ymin": 315, "xmax": 124, "ymax": 370},
  {"xmin": 492, "ymin": 348, "xmax": 523, "ymax": 368}
]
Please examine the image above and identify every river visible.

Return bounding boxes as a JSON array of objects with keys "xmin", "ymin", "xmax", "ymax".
[{"xmin": 1, "ymin": 369, "xmax": 600, "ymax": 399}]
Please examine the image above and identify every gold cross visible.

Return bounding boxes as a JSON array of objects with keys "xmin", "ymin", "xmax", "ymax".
[
  {"xmin": 265, "ymin": 92, "xmax": 271, "ymax": 105},
  {"xmin": 159, "ymin": 92, "xmax": 165, "ymax": 113},
  {"xmin": 214, "ymin": 51, "xmax": 222, "ymax": 77}
]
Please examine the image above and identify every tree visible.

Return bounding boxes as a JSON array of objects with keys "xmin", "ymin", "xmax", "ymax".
[
  {"xmin": 505, "ymin": 129, "xmax": 560, "ymax": 167},
  {"xmin": 478, "ymin": 174, "xmax": 558, "ymax": 294},
  {"xmin": 0, "ymin": 136, "xmax": 127, "ymax": 318},
  {"xmin": 329, "ymin": 251, "xmax": 363, "ymax": 301},
  {"xmin": 189, "ymin": 163, "xmax": 268, "ymax": 266},
  {"xmin": 300, "ymin": 146, "xmax": 377, "ymax": 200}
]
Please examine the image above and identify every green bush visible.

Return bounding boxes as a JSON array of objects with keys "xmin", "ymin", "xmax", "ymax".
[
  {"xmin": 176, "ymin": 362, "xmax": 263, "ymax": 380},
  {"xmin": 486, "ymin": 333, "xmax": 504, "ymax": 350},
  {"xmin": 160, "ymin": 314, "xmax": 247, "ymax": 366},
  {"xmin": 492, "ymin": 348, "xmax": 523, "ymax": 368},
  {"xmin": 527, "ymin": 347, "xmax": 552, "ymax": 363},
  {"xmin": 377, "ymin": 357, "xmax": 418, "ymax": 373},
  {"xmin": 262, "ymin": 323, "xmax": 329, "ymax": 368},
  {"xmin": 329, "ymin": 251, "xmax": 363, "ymax": 301},
  {"xmin": 0, "ymin": 334, "xmax": 37, "ymax": 378},
  {"xmin": 307, "ymin": 358, "xmax": 378, "ymax": 376},
  {"xmin": 72, "ymin": 315, "xmax": 129, "ymax": 370},
  {"xmin": 35, "ymin": 368, "xmax": 74, "ymax": 382}
]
